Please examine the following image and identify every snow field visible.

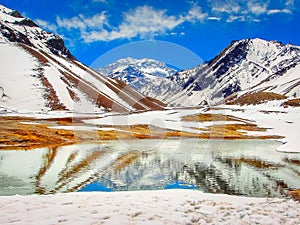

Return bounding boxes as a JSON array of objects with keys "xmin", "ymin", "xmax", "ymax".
[{"xmin": 0, "ymin": 190, "xmax": 299, "ymax": 225}]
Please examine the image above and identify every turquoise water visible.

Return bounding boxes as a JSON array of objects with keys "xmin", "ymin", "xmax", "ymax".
[{"xmin": 0, "ymin": 139, "xmax": 299, "ymax": 197}]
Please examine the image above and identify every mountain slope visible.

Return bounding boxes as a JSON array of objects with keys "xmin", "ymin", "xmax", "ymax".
[
  {"xmin": 99, "ymin": 57, "xmax": 182, "ymax": 101},
  {"xmin": 0, "ymin": 4, "xmax": 165, "ymax": 113},
  {"xmin": 168, "ymin": 38, "xmax": 300, "ymax": 106}
]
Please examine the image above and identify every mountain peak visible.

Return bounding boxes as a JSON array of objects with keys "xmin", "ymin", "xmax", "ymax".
[
  {"xmin": 100, "ymin": 57, "xmax": 177, "ymax": 78},
  {"xmin": 168, "ymin": 37, "xmax": 300, "ymax": 106},
  {"xmin": 0, "ymin": 4, "xmax": 23, "ymax": 19},
  {"xmin": 0, "ymin": 4, "xmax": 165, "ymax": 113},
  {"xmin": 0, "ymin": 4, "xmax": 75, "ymax": 60},
  {"xmin": 98, "ymin": 57, "xmax": 181, "ymax": 101}
]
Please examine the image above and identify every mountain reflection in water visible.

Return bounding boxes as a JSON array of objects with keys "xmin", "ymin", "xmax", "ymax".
[{"xmin": 0, "ymin": 139, "xmax": 299, "ymax": 198}]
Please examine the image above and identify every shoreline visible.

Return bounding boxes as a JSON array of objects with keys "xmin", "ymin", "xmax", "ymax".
[{"xmin": 0, "ymin": 113, "xmax": 283, "ymax": 151}]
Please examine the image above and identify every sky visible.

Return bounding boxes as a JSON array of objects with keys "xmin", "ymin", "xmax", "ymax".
[{"xmin": 1, "ymin": 0, "xmax": 300, "ymax": 69}]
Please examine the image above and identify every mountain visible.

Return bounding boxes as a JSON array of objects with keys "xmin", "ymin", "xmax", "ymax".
[
  {"xmin": 98, "ymin": 57, "xmax": 182, "ymax": 101},
  {"xmin": 168, "ymin": 38, "xmax": 300, "ymax": 106},
  {"xmin": 0, "ymin": 4, "xmax": 165, "ymax": 113}
]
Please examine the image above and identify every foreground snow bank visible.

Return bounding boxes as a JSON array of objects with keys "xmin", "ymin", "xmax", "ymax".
[{"xmin": 0, "ymin": 190, "xmax": 299, "ymax": 225}]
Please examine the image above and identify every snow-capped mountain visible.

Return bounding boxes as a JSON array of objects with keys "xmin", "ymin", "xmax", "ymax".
[
  {"xmin": 0, "ymin": 4, "xmax": 165, "ymax": 113},
  {"xmin": 0, "ymin": 5, "xmax": 74, "ymax": 60},
  {"xmin": 99, "ymin": 57, "xmax": 182, "ymax": 101},
  {"xmin": 100, "ymin": 57, "xmax": 177, "ymax": 78},
  {"xmin": 168, "ymin": 38, "xmax": 300, "ymax": 106}
]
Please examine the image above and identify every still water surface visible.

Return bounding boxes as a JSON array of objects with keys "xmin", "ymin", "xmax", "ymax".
[{"xmin": 0, "ymin": 139, "xmax": 299, "ymax": 197}]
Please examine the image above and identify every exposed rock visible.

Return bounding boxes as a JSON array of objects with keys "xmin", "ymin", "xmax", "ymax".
[
  {"xmin": 0, "ymin": 23, "xmax": 33, "ymax": 46},
  {"xmin": 46, "ymin": 36, "xmax": 76, "ymax": 60},
  {"xmin": 13, "ymin": 18, "xmax": 38, "ymax": 27},
  {"xmin": 8, "ymin": 10, "xmax": 23, "ymax": 18}
]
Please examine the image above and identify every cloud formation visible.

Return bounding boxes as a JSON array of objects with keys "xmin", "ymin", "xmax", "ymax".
[
  {"xmin": 56, "ymin": 12, "xmax": 109, "ymax": 31},
  {"xmin": 35, "ymin": 1, "xmax": 296, "ymax": 43},
  {"xmin": 49, "ymin": 4, "xmax": 208, "ymax": 43},
  {"xmin": 209, "ymin": 0, "xmax": 294, "ymax": 22},
  {"xmin": 34, "ymin": 19, "xmax": 58, "ymax": 32}
]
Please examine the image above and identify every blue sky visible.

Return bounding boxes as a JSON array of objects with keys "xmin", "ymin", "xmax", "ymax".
[{"xmin": 2, "ymin": 0, "xmax": 300, "ymax": 69}]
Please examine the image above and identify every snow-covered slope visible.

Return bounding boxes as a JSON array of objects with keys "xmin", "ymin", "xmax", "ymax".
[
  {"xmin": 169, "ymin": 38, "xmax": 300, "ymax": 106},
  {"xmin": 0, "ymin": 4, "xmax": 165, "ymax": 113},
  {"xmin": 0, "ymin": 4, "xmax": 74, "ymax": 60},
  {"xmin": 99, "ymin": 57, "xmax": 182, "ymax": 101}
]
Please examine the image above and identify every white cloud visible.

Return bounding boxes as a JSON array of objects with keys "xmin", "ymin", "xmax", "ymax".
[
  {"xmin": 285, "ymin": 0, "xmax": 295, "ymax": 7},
  {"xmin": 211, "ymin": 0, "xmax": 240, "ymax": 14},
  {"xmin": 78, "ymin": 5, "xmax": 183, "ymax": 42},
  {"xmin": 207, "ymin": 16, "xmax": 221, "ymax": 21},
  {"xmin": 118, "ymin": 6, "xmax": 184, "ymax": 38},
  {"xmin": 251, "ymin": 19, "xmax": 261, "ymax": 22},
  {"xmin": 282, "ymin": 8, "xmax": 293, "ymax": 13},
  {"xmin": 226, "ymin": 15, "xmax": 245, "ymax": 23},
  {"xmin": 56, "ymin": 12, "xmax": 108, "ymax": 31},
  {"xmin": 267, "ymin": 9, "xmax": 282, "ymax": 14},
  {"xmin": 209, "ymin": 0, "xmax": 294, "ymax": 23},
  {"xmin": 35, "ymin": 19, "xmax": 57, "ymax": 32},
  {"xmin": 56, "ymin": 16, "xmax": 86, "ymax": 30},
  {"xmin": 37, "ymin": 1, "xmax": 297, "ymax": 43},
  {"xmin": 247, "ymin": 1, "xmax": 268, "ymax": 15},
  {"xmin": 78, "ymin": 4, "xmax": 207, "ymax": 42},
  {"xmin": 267, "ymin": 8, "xmax": 292, "ymax": 14},
  {"xmin": 185, "ymin": 4, "xmax": 208, "ymax": 23}
]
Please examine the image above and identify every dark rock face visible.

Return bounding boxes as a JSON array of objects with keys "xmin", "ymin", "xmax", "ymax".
[
  {"xmin": 210, "ymin": 40, "xmax": 248, "ymax": 79},
  {"xmin": 170, "ymin": 38, "xmax": 300, "ymax": 106},
  {"xmin": 183, "ymin": 77, "xmax": 195, "ymax": 90},
  {"xmin": 0, "ymin": 8, "xmax": 76, "ymax": 60},
  {"xmin": 221, "ymin": 82, "xmax": 241, "ymax": 98},
  {"xmin": 46, "ymin": 36, "xmax": 76, "ymax": 60},
  {"xmin": 0, "ymin": 23, "xmax": 33, "ymax": 46},
  {"xmin": 8, "ymin": 10, "xmax": 23, "ymax": 18},
  {"xmin": 13, "ymin": 18, "xmax": 38, "ymax": 27}
]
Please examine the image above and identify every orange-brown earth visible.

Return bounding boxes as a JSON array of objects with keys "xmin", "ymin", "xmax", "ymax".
[
  {"xmin": 289, "ymin": 189, "xmax": 300, "ymax": 202},
  {"xmin": 0, "ymin": 113, "xmax": 283, "ymax": 150},
  {"xmin": 226, "ymin": 91, "xmax": 287, "ymax": 106}
]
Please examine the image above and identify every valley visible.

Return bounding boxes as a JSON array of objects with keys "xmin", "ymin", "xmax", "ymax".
[{"xmin": 0, "ymin": 2, "xmax": 299, "ymax": 224}]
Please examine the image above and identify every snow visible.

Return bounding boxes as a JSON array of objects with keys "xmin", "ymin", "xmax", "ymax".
[
  {"xmin": 50, "ymin": 125, "xmax": 99, "ymax": 131},
  {"xmin": 0, "ymin": 5, "xmax": 162, "ymax": 113},
  {"xmin": 0, "ymin": 5, "xmax": 60, "ymax": 56},
  {"xmin": 169, "ymin": 38, "xmax": 300, "ymax": 106},
  {"xmin": 222, "ymin": 101, "xmax": 300, "ymax": 153},
  {"xmin": 81, "ymin": 101, "xmax": 300, "ymax": 153},
  {"xmin": 0, "ymin": 190, "xmax": 298, "ymax": 225},
  {"xmin": 0, "ymin": 43, "xmax": 46, "ymax": 112},
  {"xmin": 0, "ymin": 8, "xmax": 299, "ymax": 223},
  {"xmin": 0, "ymin": 5, "xmax": 23, "ymax": 23},
  {"xmin": 43, "ymin": 66, "xmax": 74, "ymax": 109},
  {"xmin": 99, "ymin": 57, "xmax": 181, "ymax": 101},
  {"xmin": 84, "ymin": 109, "xmax": 208, "ymax": 133}
]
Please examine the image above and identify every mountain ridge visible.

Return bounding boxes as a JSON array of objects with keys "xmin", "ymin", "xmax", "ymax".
[
  {"xmin": 1, "ymin": 3, "xmax": 300, "ymax": 111},
  {"xmin": 168, "ymin": 38, "xmax": 300, "ymax": 106},
  {"xmin": 98, "ymin": 57, "xmax": 183, "ymax": 101},
  {"xmin": 99, "ymin": 38, "xmax": 300, "ymax": 107},
  {"xmin": 0, "ymin": 4, "xmax": 165, "ymax": 113}
]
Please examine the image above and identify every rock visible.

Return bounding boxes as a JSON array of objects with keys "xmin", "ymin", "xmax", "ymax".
[
  {"xmin": 13, "ymin": 18, "xmax": 38, "ymax": 27},
  {"xmin": 9, "ymin": 10, "xmax": 23, "ymax": 18},
  {"xmin": 46, "ymin": 36, "xmax": 76, "ymax": 60}
]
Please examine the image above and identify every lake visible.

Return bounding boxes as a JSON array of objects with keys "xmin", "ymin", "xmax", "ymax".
[{"xmin": 0, "ymin": 139, "xmax": 299, "ymax": 198}]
